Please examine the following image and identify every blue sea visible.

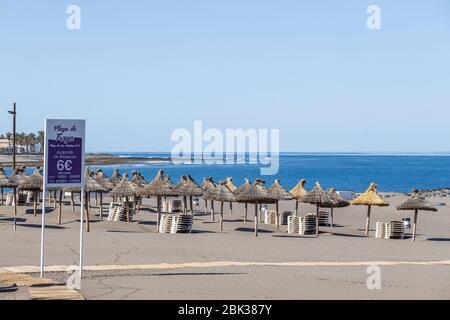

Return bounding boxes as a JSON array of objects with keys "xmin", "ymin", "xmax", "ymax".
[{"xmin": 88, "ymin": 152, "xmax": 450, "ymax": 193}]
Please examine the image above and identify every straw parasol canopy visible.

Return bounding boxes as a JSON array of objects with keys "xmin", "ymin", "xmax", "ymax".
[
  {"xmin": 397, "ymin": 188, "xmax": 437, "ymax": 242},
  {"xmin": 19, "ymin": 168, "xmax": 43, "ymax": 216},
  {"xmin": 301, "ymin": 182, "xmax": 335, "ymax": 236},
  {"xmin": 19, "ymin": 168, "xmax": 43, "ymax": 192},
  {"xmin": 95, "ymin": 170, "xmax": 114, "ymax": 191},
  {"xmin": 175, "ymin": 175, "xmax": 203, "ymax": 214},
  {"xmin": 201, "ymin": 177, "xmax": 217, "ymax": 200},
  {"xmin": 351, "ymin": 182, "xmax": 389, "ymax": 236},
  {"xmin": 109, "ymin": 169, "xmax": 122, "ymax": 186},
  {"xmin": 138, "ymin": 170, "xmax": 176, "ymax": 197},
  {"xmin": 290, "ymin": 179, "xmax": 307, "ymax": 215},
  {"xmin": 137, "ymin": 170, "xmax": 177, "ymax": 231},
  {"xmin": 267, "ymin": 179, "xmax": 293, "ymax": 228},
  {"xmin": 211, "ymin": 180, "xmax": 236, "ymax": 231},
  {"xmin": 131, "ymin": 171, "xmax": 148, "ymax": 186},
  {"xmin": 326, "ymin": 188, "xmax": 350, "ymax": 227},
  {"xmin": 0, "ymin": 169, "xmax": 17, "ymax": 188},
  {"xmin": 235, "ymin": 178, "xmax": 274, "ymax": 236},
  {"xmin": 10, "ymin": 166, "xmax": 29, "ymax": 185},
  {"xmin": 225, "ymin": 177, "xmax": 237, "ymax": 191},
  {"xmin": 109, "ymin": 173, "xmax": 143, "ymax": 198}
]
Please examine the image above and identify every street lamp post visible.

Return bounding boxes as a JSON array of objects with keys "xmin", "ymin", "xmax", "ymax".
[{"xmin": 8, "ymin": 103, "xmax": 17, "ymax": 215}]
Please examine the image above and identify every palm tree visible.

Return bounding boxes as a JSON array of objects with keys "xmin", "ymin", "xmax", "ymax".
[
  {"xmin": 5, "ymin": 132, "xmax": 12, "ymax": 152},
  {"xmin": 37, "ymin": 131, "xmax": 44, "ymax": 154}
]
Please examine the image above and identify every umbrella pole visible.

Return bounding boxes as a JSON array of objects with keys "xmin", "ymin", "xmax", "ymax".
[
  {"xmin": 294, "ymin": 200, "xmax": 298, "ymax": 216},
  {"xmin": 330, "ymin": 207, "xmax": 334, "ymax": 227},
  {"xmin": 276, "ymin": 201, "xmax": 280, "ymax": 229},
  {"xmin": 365, "ymin": 205, "xmax": 371, "ymax": 236},
  {"xmin": 315, "ymin": 205, "xmax": 319, "ymax": 237},
  {"xmin": 412, "ymin": 209, "xmax": 418, "ymax": 242},
  {"xmin": 229, "ymin": 202, "xmax": 232, "ymax": 216},
  {"xmin": 53, "ymin": 191, "xmax": 57, "ymax": 210},
  {"xmin": 13, "ymin": 188, "xmax": 17, "ymax": 216},
  {"xmin": 58, "ymin": 190, "xmax": 62, "ymax": 225},
  {"xmin": 204, "ymin": 199, "xmax": 208, "ymax": 215},
  {"xmin": 85, "ymin": 192, "xmax": 90, "ymax": 232},
  {"xmin": 244, "ymin": 202, "xmax": 248, "ymax": 222},
  {"xmin": 125, "ymin": 196, "xmax": 130, "ymax": 223},
  {"xmin": 34, "ymin": 191, "xmax": 37, "ymax": 217},
  {"xmin": 99, "ymin": 192, "xmax": 103, "ymax": 219},
  {"xmin": 157, "ymin": 196, "xmax": 161, "ymax": 232},
  {"xmin": 95, "ymin": 192, "xmax": 98, "ymax": 206},
  {"xmin": 220, "ymin": 201, "xmax": 224, "ymax": 231},
  {"xmin": 190, "ymin": 196, "xmax": 194, "ymax": 214},
  {"xmin": 210, "ymin": 200, "xmax": 215, "ymax": 222},
  {"xmin": 254, "ymin": 202, "xmax": 259, "ymax": 237},
  {"xmin": 71, "ymin": 192, "xmax": 75, "ymax": 211},
  {"xmin": 183, "ymin": 196, "xmax": 187, "ymax": 213}
]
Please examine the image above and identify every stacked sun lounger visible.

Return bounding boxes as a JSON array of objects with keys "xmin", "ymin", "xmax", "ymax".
[
  {"xmin": 5, "ymin": 193, "xmax": 14, "ymax": 206},
  {"xmin": 375, "ymin": 222, "xmax": 386, "ymax": 239},
  {"xmin": 287, "ymin": 216, "xmax": 301, "ymax": 234},
  {"xmin": 26, "ymin": 191, "xmax": 35, "ymax": 204},
  {"xmin": 288, "ymin": 215, "xmax": 317, "ymax": 235},
  {"xmin": 159, "ymin": 213, "xmax": 193, "ymax": 233},
  {"xmin": 264, "ymin": 210, "xmax": 277, "ymax": 225},
  {"xmin": 307, "ymin": 211, "xmax": 329, "ymax": 226},
  {"xmin": 278, "ymin": 211, "xmax": 292, "ymax": 225},
  {"xmin": 107, "ymin": 203, "xmax": 135, "ymax": 222},
  {"xmin": 5, "ymin": 193, "xmax": 27, "ymax": 206},
  {"xmin": 386, "ymin": 221, "xmax": 405, "ymax": 239},
  {"xmin": 375, "ymin": 221, "xmax": 404, "ymax": 239}
]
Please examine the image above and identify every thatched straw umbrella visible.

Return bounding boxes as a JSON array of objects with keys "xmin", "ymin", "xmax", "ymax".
[
  {"xmin": 211, "ymin": 180, "xmax": 236, "ymax": 231},
  {"xmin": 290, "ymin": 179, "xmax": 307, "ymax": 216},
  {"xmin": 267, "ymin": 179, "xmax": 293, "ymax": 228},
  {"xmin": 225, "ymin": 177, "xmax": 237, "ymax": 215},
  {"xmin": 200, "ymin": 177, "xmax": 217, "ymax": 220},
  {"xmin": 301, "ymin": 182, "xmax": 335, "ymax": 237},
  {"xmin": 131, "ymin": 171, "xmax": 148, "ymax": 186},
  {"xmin": 10, "ymin": 166, "xmax": 29, "ymax": 215},
  {"xmin": 19, "ymin": 168, "xmax": 43, "ymax": 217},
  {"xmin": 233, "ymin": 178, "xmax": 252, "ymax": 222},
  {"xmin": 325, "ymin": 188, "xmax": 350, "ymax": 227},
  {"xmin": 109, "ymin": 169, "xmax": 121, "ymax": 186},
  {"xmin": 109, "ymin": 173, "xmax": 143, "ymax": 223},
  {"xmin": 175, "ymin": 175, "xmax": 203, "ymax": 214},
  {"xmin": 137, "ymin": 170, "xmax": 177, "ymax": 231},
  {"xmin": 351, "ymin": 182, "xmax": 389, "ymax": 236},
  {"xmin": 0, "ymin": 168, "xmax": 17, "ymax": 206},
  {"xmin": 235, "ymin": 178, "xmax": 273, "ymax": 237},
  {"xmin": 397, "ymin": 188, "xmax": 437, "ymax": 242}
]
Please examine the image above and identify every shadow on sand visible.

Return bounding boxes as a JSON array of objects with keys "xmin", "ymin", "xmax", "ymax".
[{"xmin": 234, "ymin": 227, "xmax": 274, "ymax": 233}]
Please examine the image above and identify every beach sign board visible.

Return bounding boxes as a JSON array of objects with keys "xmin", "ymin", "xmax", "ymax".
[
  {"xmin": 44, "ymin": 119, "xmax": 85, "ymax": 187},
  {"xmin": 41, "ymin": 119, "xmax": 86, "ymax": 279}
]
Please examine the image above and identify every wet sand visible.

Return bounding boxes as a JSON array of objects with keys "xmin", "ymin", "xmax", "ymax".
[{"xmin": 0, "ymin": 193, "xmax": 449, "ymax": 299}]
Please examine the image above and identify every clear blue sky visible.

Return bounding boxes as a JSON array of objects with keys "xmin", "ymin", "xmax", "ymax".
[{"xmin": 1, "ymin": 0, "xmax": 449, "ymax": 152}]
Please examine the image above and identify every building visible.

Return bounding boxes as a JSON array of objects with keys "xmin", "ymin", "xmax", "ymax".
[{"xmin": 0, "ymin": 138, "xmax": 27, "ymax": 153}]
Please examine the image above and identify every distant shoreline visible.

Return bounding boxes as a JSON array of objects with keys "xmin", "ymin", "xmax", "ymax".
[{"xmin": 0, "ymin": 153, "xmax": 172, "ymax": 168}]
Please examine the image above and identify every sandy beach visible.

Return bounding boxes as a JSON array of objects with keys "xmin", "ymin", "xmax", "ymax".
[{"xmin": 1, "ymin": 191, "xmax": 449, "ymax": 300}]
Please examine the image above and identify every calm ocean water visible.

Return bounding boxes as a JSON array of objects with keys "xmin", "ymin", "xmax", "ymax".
[
  {"xmin": 5, "ymin": 153, "xmax": 449, "ymax": 193},
  {"xmin": 87, "ymin": 153, "xmax": 450, "ymax": 193}
]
